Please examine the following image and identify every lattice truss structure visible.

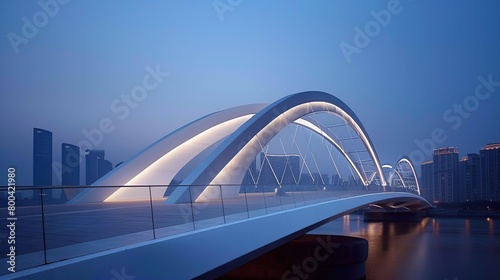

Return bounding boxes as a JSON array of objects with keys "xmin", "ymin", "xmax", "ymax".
[
  {"xmin": 243, "ymin": 108, "xmax": 381, "ymax": 190},
  {"xmin": 385, "ymin": 157, "xmax": 421, "ymax": 195}
]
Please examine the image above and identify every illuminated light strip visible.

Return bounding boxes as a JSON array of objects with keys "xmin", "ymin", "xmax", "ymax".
[{"xmin": 104, "ymin": 115, "xmax": 254, "ymax": 202}]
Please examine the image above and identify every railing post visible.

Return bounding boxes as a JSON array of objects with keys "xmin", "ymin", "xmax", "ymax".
[
  {"xmin": 298, "ymin": 184, "xmax": 305, "ymax": 206},
  {"xmin": 290, "ymin": 185, "xmax": 297, "ymax": 208},
  {"xmin": 148, "ymin": 186, "xmax": 156, "ymax": 239},
  {"xmin": 262, "ymin": 186, "xmax": 268, "ymax": 214},
  {"xmin": 219, "ymin": 185, "xmax": 226, "ymax": 224},
  {"xmin": 188, "ymin": 186, "xmax": 196, "ymax": 230},
  {"xmin": 243, "ymin": 185, "xmax": 250, "ymax": 219},
  {"xmin": 39, "ymin": 188, "xmax": 47, "ymax": 264}
]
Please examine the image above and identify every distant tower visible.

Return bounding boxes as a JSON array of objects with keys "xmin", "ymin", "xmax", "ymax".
[
  {"xmin": 420, "ymin": 160, "xmax": 434, "ymax": 202},
  {"xmin": 33, "ymin": 128, "xmax": 52, "ymax": 186},
  {"xmin": 480, "ymin": 143, "xmax": 500, "ymax": 201},
  {"xmin": 458, "ymin": 154, "xmax": 480, "ymax": 202},
  {"xmin": 432, "ymin": 147, "xmax": 459, "ymax": 203},
  {"xmin": 85, "ymin": 150, "xmax": 112, "ymax": 185},
  {"xmin": 62, "ymin": 143, "xmax": 80, "ymax": 185},
  {"xmin": 62, "ymin": 143, "xmax": 81, "ymax": 200}
]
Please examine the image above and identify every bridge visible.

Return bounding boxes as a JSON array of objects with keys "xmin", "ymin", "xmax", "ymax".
[{"xmin": 0, "ymin": 91, "xmax": 431, "ymax": 279}]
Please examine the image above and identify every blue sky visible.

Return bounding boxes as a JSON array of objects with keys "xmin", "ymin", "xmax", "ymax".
[{"xmin": 1, "ymin": 0, "xmax": 499, "ymax": 185}]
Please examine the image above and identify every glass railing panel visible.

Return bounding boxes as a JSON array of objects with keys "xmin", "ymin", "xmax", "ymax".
[
  {"xmin": 220, "ymin": 185, "xmax": 249, "ymax": 223},
  {"xmin": 190, "ymin": 185, "xmax": 224, "ymax": 230},
  {"xmin": 262, "ymin": 185, "xmax": 282, "ymax": 214},
  {"xmin": 291, "ymin": 184, "xmax": 306, "ymax": 207},
  {"xmin": 241, "ymin": 185, "xmax": 266, "ymax": 218},
  {"xmin": 300, "ymin": 185, "xmax": 318, "ymax": 205},
  {"xmin": 0, "ymin": 188, "xmax": 45, "ymax": 276},
  {"xmin": 277, "ymin": 185, "xmax": 296, "ymax": 210},
  {"xmin": 315, "ymin": 186, "xmax": 330, "ymax": 203},
  {"xmin": 42, "ymin": 186, "xmax": 154, "ymax": 263},
  {"xmin": 151, "ymin": 185, "xmax": 195, "ymax": 238}
]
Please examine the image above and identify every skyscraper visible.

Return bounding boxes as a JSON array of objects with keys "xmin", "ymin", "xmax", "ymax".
[
  {"xmin": 62, "ymin": 143, "xmax": 80, "ymax": 185},
  {"xmin": 420, "ymin": 160, "xmax": 434, "ymax": 202},
  {"xmin": 33, "ymin": 128, "xmax": 52, "ymax": 186},
  {"xmin": 432, "ymin": 147, "xmax": 459, "ymax": 203},
  {"xmin": 62, "ymin": 143, "xmax": 81, "ymax": 200},
  {"xmin": 85, "ymin": 150, "xmax": 112, "ymax": 185},
  {"xmin": 480, "ymin": 143, "xmax": 500, "ymax": 201},
  {"xmin": 458, "ymin": 154, "xmax": 480, "ymax": 202}
]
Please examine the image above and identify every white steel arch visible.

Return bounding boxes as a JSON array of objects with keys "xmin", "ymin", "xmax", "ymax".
[
  {"xmin": 70, "ymin": 91, "xmax": 388, "ymax": 204},
  {"xmin": 389, "ymin": 156, "xmax": 421, "ymax": 195},
  {"xmin": 169, "ymin": 91, "xmax": 387, "ymax": 203}
]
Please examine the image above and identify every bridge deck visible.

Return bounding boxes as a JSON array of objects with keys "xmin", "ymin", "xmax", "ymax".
[{"xmin": 0, "ymin": 190, "xmax": 429, "ymax": 278}]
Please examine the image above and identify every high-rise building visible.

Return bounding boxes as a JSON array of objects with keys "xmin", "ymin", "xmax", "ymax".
[
  {"xmin": 258, "ymin": 153, "xmax": 300, "ymax": 186},
  {"xmin": 420, "ymin": 160, "xmax": 434, "ymax": 202},
  {"xmin": 458, "ymin": 154, "xmax": 480, "ymax": 202},
  {"xmin": 432, "ymin": 147, "xmax": 459, "ymax": 203},
  {"xmin": 480, "ymin": 143, "xmax": 500, "ymax": 201},
  {"xmin": 33, "ymin": 128, "xmax": 52, "ymax": 187},
  {"xmin": 85, "ymin": 150, "xmax": 112, "ymax": 185},
  {"xmin": 62, "ymin": 143, "xmax": 80, "ymax": 185}
]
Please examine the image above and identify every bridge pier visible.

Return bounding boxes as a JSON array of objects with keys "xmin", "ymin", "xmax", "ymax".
[{"xmin": 219, "ymin": 234, "xmax": 368, "ymax": 280}]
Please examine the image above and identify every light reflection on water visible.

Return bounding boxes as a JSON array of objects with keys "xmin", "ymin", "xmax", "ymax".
[{"xmin": 309, "ymin": 214, "xmax": 500, "ymax": 280}]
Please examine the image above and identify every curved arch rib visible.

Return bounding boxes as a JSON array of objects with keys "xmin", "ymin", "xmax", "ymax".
[
  {"xmin": 170, "ymin": 91, "xmax": 386, "ymax": 203},
  {"xmin": 394, "ymin": 156, "xmax": 421, "ymax": 195}
]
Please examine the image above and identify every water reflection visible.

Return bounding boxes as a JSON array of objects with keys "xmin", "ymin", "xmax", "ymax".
[
  {"xmin": 310, "ymin": 215, "xmax": 500, "ymax": 280},
  {"xmin": 432, "ymin": 218, "xmax": 440, "ymax": 235},
  {"xmin": 487, "ymin": 217, "xmax": 494, "ymax": 236}
]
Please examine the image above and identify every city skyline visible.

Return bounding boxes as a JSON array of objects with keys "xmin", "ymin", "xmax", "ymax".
[
  {"xmin": 23, "ymin": 124, "xmax": 500, "ymax": 188},
  {"xmin": 1, "ymin": 1, "xmax": 500, "ymax": 185},
  {"xmin": 421, "ymin": 144, "xmax": 500, "ymax": 203}
]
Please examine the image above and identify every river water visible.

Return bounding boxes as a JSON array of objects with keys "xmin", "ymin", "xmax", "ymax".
[{"xmin": 309, "ymin": 214, "xmax": 500, "ymax": 280}]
